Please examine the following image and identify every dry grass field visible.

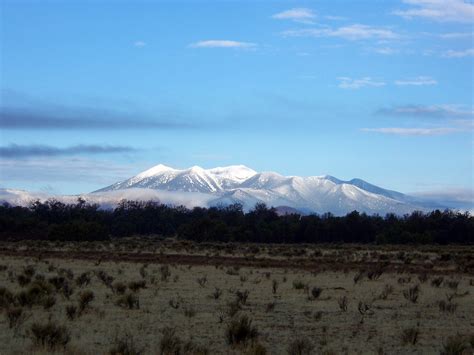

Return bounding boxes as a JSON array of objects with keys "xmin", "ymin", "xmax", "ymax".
[{"xmin": 0, "ymin": 238, "xmax": 473, "ymax": 354}]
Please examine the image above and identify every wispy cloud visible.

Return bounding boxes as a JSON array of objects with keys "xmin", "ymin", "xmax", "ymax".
[
  {"xmin": 376, "ymin": 104, "xmax": 473, "ymax": 118},
  {"xmin": 282, "ymin": 24, "xmax": 399, "ymax": 41},
  {"xmin": 372, "ymin": 47, "xmax": 399, "ymax": 55},
  {"xmin": 133, "ymin": 40, "xmax": 147, "ymax": 47},
  {"xmin": 189, "ymin": 40, "xmax": 256, "ymax": 49},
  {"xmin": 0, "ymin": 144, "xmax": 136, "ymax": 158},
  {"xmin": 394, "ymin": 76, "xmax": 438, "ymax": 86},
  {"xmin": 337, "ymin": 77, "xmax": 386, "ymax": 89},
  {"xmin": 324, "ymin": 15, "xmax": 346, "ymax": 21},
  {"xmin": 361, "ymin": 127, "xmax": 460, "ymax": 136},
  {"xmin": 439, "ymin": 32, "xmax": 473, "ymax": 39},
  {"xmin": 272, "ymin": 8, "xmax": 316, "ymax": 24},
  {"xmin": 442, "ymin": 48, "xmax": 474, "ymax": 57},
  {"xmin": 0, "ymin": 106, "xmax": 198, "ymax": 130},
  {"xmin": 393, "ymin": 0, "xmax": 474, "ymax": 23},
  {"xmin": 364, "ymin": 105, "xmax": 473, "ymax": 136},
  {"xmin": 411, "ymin": 188, "xmax": 474, "ymax": 211},
  {"xmin": 0, "ymin": 157, "xmax": 138, "ymax": 186}
]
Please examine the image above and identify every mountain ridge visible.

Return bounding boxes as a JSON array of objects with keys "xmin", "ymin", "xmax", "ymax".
[{"xmin": 93, "ymin": 163, "xmax": 437, "ymax": 215}]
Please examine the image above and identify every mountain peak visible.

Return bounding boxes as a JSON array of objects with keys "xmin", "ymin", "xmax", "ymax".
[
  {"xmin": 93, "ymin": 163, "xmax": 433, "ymax": 215},
  {"xmin": 187, "ymin": 165, "xmax": 206, "ymax": 173},
  {"xmin": 135, "ymin": 164, "xmax": 175, "ymax": 179}
]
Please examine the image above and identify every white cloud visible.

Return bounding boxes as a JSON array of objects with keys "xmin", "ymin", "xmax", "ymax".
[
  {"xmin": 443, "ymin": 48, "xmax": 474, "ymax": 57},
  {"xmin": 337, "ymin": 77, "xmax": 386, "ymax": 89},
  {"xmin": 361, "ymin": 127, "xmax": 460, "ymax": 135},
  {"xmin": 394, "ymin": 76, "xmax": 438, "ymax": 86},
  {"xmin": 324, "ymin": 15, "xmax": 346, "ymax": 21},
  {"xmin": 393, "ymin": 0, "xmax": 474, "ymax": 23},
  {"xmin": 189, "ymin": 40, "xmax": 256, "ymax": 49},
  {"xmin": 0, "ymin": 157, "xmax": 136, "ymax": 185},
  {"xmin": 372, "ymin": 47, "xmax": 399, "ymax": 55},
  {"xmin": 377, "ymin": 104, "xmax": 473, "ymax": 118},
  {"xmin": 439, "ymin": 32, "xmax": 473, "ymax": 39},
  {"xmin": 133, "ymin": 41, "xmax": 147, "ymax": 47},
  {"xmin": 282, "ymin": 24, "xmax": 399, "ymax": 41},
  {"xmin": 272, "ymin": 8, "xmax": 316, "ymax": 23}
]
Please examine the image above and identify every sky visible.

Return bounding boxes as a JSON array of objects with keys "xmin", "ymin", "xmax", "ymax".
[{"xmin": 0, "ymin": 0, "xmax": 473, "ymax": 200}]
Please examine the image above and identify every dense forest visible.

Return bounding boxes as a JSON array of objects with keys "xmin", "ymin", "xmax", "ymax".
[{"xmin": 0, "ymin": 199, "xmax": 472, "ymax": 244}]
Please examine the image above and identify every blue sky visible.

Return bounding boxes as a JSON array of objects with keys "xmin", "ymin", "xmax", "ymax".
[{"xmin": 1, "ymin": 0, "xmax": 473, "ymax": 198}]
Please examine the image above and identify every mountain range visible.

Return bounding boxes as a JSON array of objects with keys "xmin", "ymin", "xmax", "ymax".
[
  {"xmin": 1, "ymin": 163, "xmax": 451, "ymax": 215},
  {"xmin": 89, "ymin": 163, "xmax": 448, "ymax": 215}
]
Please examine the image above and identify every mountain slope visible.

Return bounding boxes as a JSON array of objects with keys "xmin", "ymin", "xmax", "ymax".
[{"xmin": 93, "ymin": 164, "xmax": 439, "ymax": 215}]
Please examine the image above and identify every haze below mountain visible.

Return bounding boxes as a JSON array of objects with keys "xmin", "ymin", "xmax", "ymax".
[{"xmin": 2, "ymin": 163, "xmax": 452, "ymax": 216}]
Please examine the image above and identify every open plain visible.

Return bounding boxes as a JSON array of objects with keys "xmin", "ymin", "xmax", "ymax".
[{"xmin": 0, "ymin": 239, "xmax": 473, "ymax": 354}]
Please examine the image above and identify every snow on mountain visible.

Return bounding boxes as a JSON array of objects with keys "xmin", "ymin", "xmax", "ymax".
[
  {"xmin": 96, "ymin": 164, "xmax": 257, "ymax": 193},
  {"xmin": 2, "ymin": 164, "xmax": 450, "ymax": 215}
]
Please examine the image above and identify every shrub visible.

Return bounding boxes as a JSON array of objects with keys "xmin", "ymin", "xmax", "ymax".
[
  {"xmin": 78, "ymin": 290, "xmax": 94, "ymax": 314},
  {"xmin": 353, "ymin": 270, "xmax": 365, "ymax": 284},
  {"xmin": 76, "ymin": 272, "xmax": 91, "ymax": 287},
  {"xmin": 16, "ymin": 281, "xmax": 52, "ymax": 307},
  {"xmin": 182, "ymin": 341, "xmax": 209, "ymax": 355},
  {"xmin": 113, "ymin": 282, "xmax": 127, "ymax": 295},
  {"xmin": 159, "ymin": 327, "xmax": 181, "ymax": 354},
  {"xmin": 0, "ymin": 287, "xmax": 14, "ymax": 309},
  {"xmin": 197, "ymin": 275, "xmax": 208, "ymax": 287},
  {"xmin": 23, "ymin": 265, "xmax": 36, "ymax": 278},
  {"xmin": 445, "ymin": 279, "xmax": 459, "ymax": 290},
  {"xmin": 6, "ymin": 307, "xmax": 27, "ymax": 329},
  {"xmin": 225, "ymin": 315, "xmax": 258, "ymax": 346},
  {"xmin": 403, "ymin": 285, "xmax": 420, "ymax": 303},
  {"xmin": 96, "ymin": 270, "xmax": 114, "ymax": 288},
  {"xmin": 128, "ymin": 280, "xmax": 146, "ymax": 292},
  {"xmin": 431, "ymin": 277, "xmax": 444, "ymax": 288},
  {"xmin": 236, "ymin": 290, "xmax": 249, "ymax": 305},
  {"xmin": 227, "ymin": 299, "xmax": 242, "ymax": 317},
  {"xmin": 48, "ymin": 276, "xmax": 66, "ymax": 291},
  {"xmin": 401, "ymin": 327, "xmax": 419, "ymax": 345},
  {"xmin": 58, "ymin": 268, "xmax": 74, "ymax": 280},
  {"xmin": 30, "ymin": 322, "xmax": 70, "ymax": 350},
  {"xmin": 61, "ymin": 282, "xmax": 74, "ymax": 300},
  {"xmin": 438, "ymin": 300, "xmax": 458, "ymax": 313},
  {"xmin": 117, "ymin": 293, "xmax": 140, "ymax": 310},
  {"xmin": 245, "ymin": 342, "xmax": 267, "ymax": 355},
  {"xmin": 441, "ymin": 335, "xmax": 469, "ymax": 355},
  {"xmin": 212, "ymin": 287, "xmax": 222, "ymax": 300},
  {"xmin": 367, "ymin": 266, "xmax": 384, "ymax": 281},
  {"xmin": 139, "ymin": 264, "xmax": 148, "ymax": 279},
  {"xmin": 17, "ymin": 274, "xmax": 32, "ymax": 287},
  {"xmin": 418, "ymin": 273, "xmax": 428, "ymax": 283},
  {"xmin": 183, "ymin": 305, "xmax": 196, "ymax": 317},
  {"xmin": 358, "ymin": 301, "xmax": 373, "ymax": 315},
  {"xmin": 293, "ymin": 280, "xmax": 306, "ymax": 290},
  {"xmin": 265, "ymin": 301, "xmax": 276, "ymax": 313},
  {"xmin": 160, "ymin": 265, "xmax": 171, "ymax": 282},
  {"xmin": 169, "ymin": 298, "xmax": 180, "ymax": 309},
  {"xmin": 287, "ymin": 338, "xmax": 314, "ymax": 355},
  {"xmin": 338, "ymin": 296, "xmax": 348, "ymax": 311},
  {"xmin": 65, "ymin": 305, "xmax": 77, "ymax": 320},
  {"xmin": 272, "ymin": 280, "xmax": 278, "ymax": 294},
  {"xmin": 378, "ymin": 284, "xmax": 394, "ymax": 300},
  {"xmin": 109, "ymin": 333, "xmax": 144, "ymax": 355},
  {"xmin": 308, "ymin": 287, "xmax": 322, "ymax": 300},
  {"xmin": 42, "ymin": 296, "xmax": 56, "ymax": 310}
]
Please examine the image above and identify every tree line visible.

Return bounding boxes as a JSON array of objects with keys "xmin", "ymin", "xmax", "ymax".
[{"xmin": 0, "ymin": 199, "xmax": 472, "ymax": 244}]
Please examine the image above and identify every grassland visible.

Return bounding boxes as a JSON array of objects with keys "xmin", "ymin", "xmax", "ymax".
[{"xmin": 0, "ymin": 238, "xmax": 473, "ymax": 354}]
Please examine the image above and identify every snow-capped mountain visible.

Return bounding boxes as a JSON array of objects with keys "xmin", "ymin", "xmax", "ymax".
[
  {"xmin": 2, "ymin": 164, "xmax": 454, "ymax": 215},
  {"xmin": 92, "ymin": 164, "xmax": 440, "ymax": 215},
  {"xmin": 97, "ymin": 164, "xmax": 257, "ymax": 193}
]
